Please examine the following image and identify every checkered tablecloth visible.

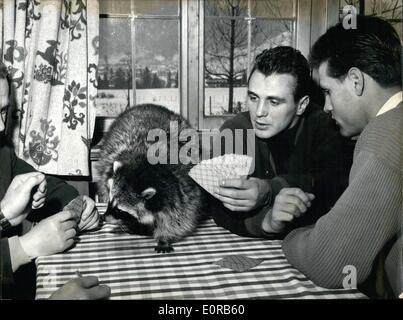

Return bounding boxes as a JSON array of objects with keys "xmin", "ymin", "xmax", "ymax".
[{"xmin": 35, "ymin": 210, "xmax": 366, "ymax": 299}]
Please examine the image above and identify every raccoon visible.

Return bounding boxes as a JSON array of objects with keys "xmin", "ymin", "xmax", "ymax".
[{"xmin": 97, "ymin": 104, "xmax": 205, "ymax": 253}]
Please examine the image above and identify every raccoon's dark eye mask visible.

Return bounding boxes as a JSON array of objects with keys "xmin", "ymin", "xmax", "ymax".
[{"xmin": 105, "ymin": 206, "xmax": 153, "ymax": 236}]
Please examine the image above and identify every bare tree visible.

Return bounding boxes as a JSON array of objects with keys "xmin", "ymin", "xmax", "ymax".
[
  {"xmin": 205, "ymin": 0, "xmax": 248, "ymax": 113},
  {"xmin": 342, "ymin": 0, "xmax": 402, "ymax": 18},
  {"xmin": 204, "ymin": 0, "xmax": 293, "ymax": 114},
  {"xmin": 341, "ymin": 0, "xmax": 402, "ymax": 40}
]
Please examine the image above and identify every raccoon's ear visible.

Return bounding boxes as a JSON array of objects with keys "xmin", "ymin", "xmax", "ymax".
[
  {"xmin": 107, "ymin": 178, "xmax": 115, "ymax": 202},
  {"xmin": 107, "ymin": 178, "xmax": 114, "ymax": 191},
  {"xmin": 141, "ymin": 187, "xmax": 157, "ymax": 200},
  {"xmin": 113, "ymin": 161, "xmax": 123, "ymax": 173}
]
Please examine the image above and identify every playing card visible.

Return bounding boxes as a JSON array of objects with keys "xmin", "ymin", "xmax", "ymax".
[
  {"xmin": 188, "ymin": 154, "xmax": 253, "ymax": 199},
  {"xmin": 214, "ymin": 254, "xmax": 264, "ymax": 272},
  {"xmin": 63, "ymin": 195, "xmax": 85, "ymax": 221}
]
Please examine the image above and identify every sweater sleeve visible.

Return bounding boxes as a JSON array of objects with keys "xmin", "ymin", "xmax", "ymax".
[
  {"xmin": 8, "ymin": 236, "xmax": 32, "ymax": 272},
  {"xmin": 282, "ymin": 151, "xmax": 401, "ymax": 289},
  {"xmin": 11, "ymin": 151, "xmax": 79, "ymax": 221}
]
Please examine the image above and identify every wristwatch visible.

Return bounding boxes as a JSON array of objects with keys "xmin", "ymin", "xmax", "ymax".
[{"xmin": 0, "ymin": 206, "xmax": 12, "ymax": 231}]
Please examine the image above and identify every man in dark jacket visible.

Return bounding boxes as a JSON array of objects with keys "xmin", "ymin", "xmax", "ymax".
[
  {"xmin": 211, "ymin": 46, "xmax": 354, "ymax": 238},
  {"xmin": 0, "ymin": 172, "xmax": 110, "ymax": 300}
]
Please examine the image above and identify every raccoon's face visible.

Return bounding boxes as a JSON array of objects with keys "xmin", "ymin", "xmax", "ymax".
[{"xmin": 107, "ymin": 161, "xmax": 157, "ymax": 225}]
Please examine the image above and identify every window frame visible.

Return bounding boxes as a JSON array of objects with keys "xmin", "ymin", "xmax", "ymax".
[
  {"xmin": 96, "ymin": 0, "xmax": 325, "ymax": 131},
  {"xmin": 189, "ymin": 0, "xmax": 313, "ymax": 130},
  {"xmin": 97, "ymin": 0, "xmax": 182, "ymax": 118}
]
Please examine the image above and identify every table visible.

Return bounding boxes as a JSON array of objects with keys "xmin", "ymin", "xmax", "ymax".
[{"xmin": 35, "ymin": 208, "xmax": 366, "ymax": 299}]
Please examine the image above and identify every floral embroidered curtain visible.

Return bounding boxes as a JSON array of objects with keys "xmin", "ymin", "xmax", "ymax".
[{"xmin": 0, "ymin": 0, "xmax": 99, "ymax": 176}]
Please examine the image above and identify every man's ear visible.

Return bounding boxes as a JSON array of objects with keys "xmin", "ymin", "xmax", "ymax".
[
  {"xmin": 141, "ymin": 187, "xmax": 157, "ymax": 200},
  {"xmin": 113, "ymin": 161, "xmax": 123, "ymax": 173},
  {"xmin": 296, "ymin": 95, "xmax": 310, "ymax": 116},
  {"xmin": 346, "ymin": 67, "xmax": 364, "ymax": 96}
]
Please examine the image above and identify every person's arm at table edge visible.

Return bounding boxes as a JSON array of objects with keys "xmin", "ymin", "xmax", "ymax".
[
  {"xmin": 282, "ymin": 153, "xmax": 400, "ymax": 290},
  {"xmin": 7, "ymin": 236, "xmax": 32, "ymax": 272},
  {"xmin": 1, "ymin": 237, "xmax": 15, "ymax": 298},
  {"xmin": 2, "ymin": 236, "xmax": 40, "ymax": 277}
]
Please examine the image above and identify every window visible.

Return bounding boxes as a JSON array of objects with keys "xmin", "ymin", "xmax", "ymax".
[
  {"xmin": 97, "ymin": 0, "xmax": 309, "ymax": 130},
  {"xmin": 339, "ymin": 0, "xmax": 402, "ymax": 42},
  {"xmin": 203, "ymin": 0, "xmax": 296, "ymax": 117},
  {"xmin": 91, "ymin": 0, "xmax": 310, "ymax": 199},
  {"xmin": 97, "ymin": 0, "xmax": 180, "ymax": 116}
]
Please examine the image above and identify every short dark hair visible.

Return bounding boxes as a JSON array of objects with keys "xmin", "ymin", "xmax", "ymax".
[
  {"xmin": 310, "ymin": 15, "xmax": 401, "ymax": 87},
  {"xmin": 248, "ymin": 46, "xmax": 312, "ymax": 101}
]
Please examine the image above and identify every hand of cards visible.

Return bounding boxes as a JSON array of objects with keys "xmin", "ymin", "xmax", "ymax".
[
  {"xmin": 188, "ymin": 154, "xmax": 253, "ymax": 199},
  {"xmin": 63, "ymin": 196, "xmax": 86, "ymax": 222}
]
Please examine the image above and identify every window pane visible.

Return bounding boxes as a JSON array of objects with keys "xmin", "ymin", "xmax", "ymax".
[
  {"xmin": 97, "ymin": 18, "xmax": 132, "ymax": 117},
  {"xmin": 134, "ymin": 19, "xmax": 180, "ymax": 113},
  {"xmin": 132, "ymin": 0, "xmax": 179, "ymax": 16},
  {"xmin": 251, "ymin": 19, "xmax": 294, "ymax": 60},
  {"xmin": 205, "ymin": 0, "xmax": 295, "ymax": 19},
  {"xmin": 339, "ymin": 0, "xmax": 402, "ymax": 42},
  {"xmin": 100, "ymin": 0, "xmax": 179, "ymax": 16},
  {"xmin": 390, "ymin": 20, "xmax": 402, "ymax": 42},
  {"xmin": 251, "ymin": 0, "xmax": 296, "ymax": 18},
  {"xmin": 203, "ymin": 1, "xmax": 296, "ymax": 116},
  {"xmin": 204, "ymin": 17, "xmax": 249, "ymax": 115},
  {"xmin": 100, "ymin": 0, "xmax": 131, "ymax": 15},
  {"xmin": 205, "ymin": 0, "xmax": 249, "ymax": 17},
  {"xmin": 339, "ymin": 0, "xmax": 402, "ymax": 18},
  {"xmin": 339, "ymin": 0, "xmax": 361, "ymax": 9},
  {"xmin": 363, "ymin": 0, "xmax": 402, "ymax": 18}
]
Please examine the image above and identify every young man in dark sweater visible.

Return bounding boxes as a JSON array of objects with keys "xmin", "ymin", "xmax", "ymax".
[
  {"xmin": 282, "ymin": 16, "xmax": 402, "ymax": 298},
  {"xmin": 211, "ymin": 47, "xmax": 354, "ymax": 238}
]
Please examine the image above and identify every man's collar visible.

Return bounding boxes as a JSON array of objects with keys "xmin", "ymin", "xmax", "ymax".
[{"xmin": 376, "ymin": 91, "xmax": 402, "ymax": 117}]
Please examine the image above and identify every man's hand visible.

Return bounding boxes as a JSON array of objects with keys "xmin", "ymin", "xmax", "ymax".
[
  {"xmin": 214, "ymin": 177, "xmax": 270, "ymax": 212},
  {"xmin": 263, "ymin": 188, "xmax": 315, "ymax": 233},
  {"xmin": 78, "ymin": 196, "xmax": 100, "ymax": 231},
  {"xmin": 0, "ymin": 172, "xmax": 46, "ymax": 226},
  {"xmin": 19, "ymin": 210, "xmax": 78, "ymax": 259},
  {"xmin": 32, "ymin": 178, "xmax": 47, "ymax": 210},
  {"xmin": 49, "ymin": 276, "xmax": 111, "ymax": 300}
]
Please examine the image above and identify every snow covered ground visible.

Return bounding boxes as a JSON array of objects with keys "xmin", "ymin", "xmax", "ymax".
[{"xmin": 96, "ymin": 87, "xmax": 248, "ymax": 117}]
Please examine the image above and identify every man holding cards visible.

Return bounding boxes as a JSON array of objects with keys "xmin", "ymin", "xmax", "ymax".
[
  {"xmin": 0, "ymin": 63, "xmax": 106, "ymax": 299},
  {"xmin": 282, "ymin": 16, "xmax": 401, "ymax": 298},
  {"xmin": 211, "ymin": 46, "xmax": 354, "ymax": 238}
]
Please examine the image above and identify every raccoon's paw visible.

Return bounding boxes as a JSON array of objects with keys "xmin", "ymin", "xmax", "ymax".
[{"xmin": 155, "ymin": 240, "xmax": 174, "ymax": 253}]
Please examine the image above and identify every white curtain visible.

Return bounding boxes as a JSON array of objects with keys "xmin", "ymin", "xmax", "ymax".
[{"xmin": 0, "ymin": 0, "xmax": 99, "ymax": 176}]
